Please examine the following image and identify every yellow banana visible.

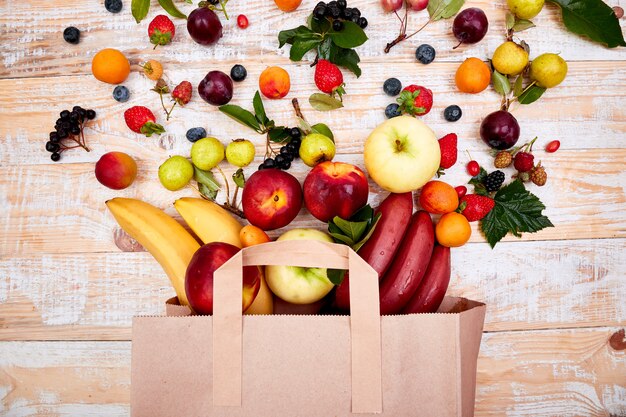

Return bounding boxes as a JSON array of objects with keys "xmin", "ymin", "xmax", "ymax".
[
  {"xmin": 106, "ymin": 198, "xmax": 199, "ymax": 306},
  {"xmin": 174, "ymin": 197, "xmax": 243, "ymax": 248}
]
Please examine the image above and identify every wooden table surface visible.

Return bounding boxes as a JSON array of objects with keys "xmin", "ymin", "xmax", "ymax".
[{"xmin": 1, "ymin": 0, "xmax": 625, "ymax": 415}]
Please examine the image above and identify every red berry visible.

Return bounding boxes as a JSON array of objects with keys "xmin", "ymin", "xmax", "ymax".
[
  {"xmin": 397, "ymin": 84, "xmax": 434, "ymax": 116},
  {"xmin": 455, "ymin": 185, "xmax": 467, "ymax": 199},
  {"xmin": 237, "ymin": 14, "xmax": 249, "ymax": 29},
  {"xmin": 148, "ymin": 15, "xmax": 175, "ymax": 47},
  {"xmin": 467, "ymin": 160, "xmax": 480, "ymax": 176},
  {"xmin": 514, "ymin": 152, "xmax": 535, "ymax": 172},
  {"xmin": 438, "ymin": 133, "xmax": 458, "ymax": 170},
  {"xmin": 314, "ymin": 59, "xmax": 345, "ymax": 96},
  {"xmin": 545, "ymin": 140, "xmax": 560, "ymax": 153}
]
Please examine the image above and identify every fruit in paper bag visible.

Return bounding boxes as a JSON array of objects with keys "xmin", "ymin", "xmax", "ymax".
[
  {"xmin": 334, "ymin": 192, "xmax": 414, "ymax": 310},
  {"xmin": 185, "ymin": 242, "xmax": 261, "ymax": 315},
  {"xmin": 265, "ymin": 229, "xmax": 335, "ymax": 304},
  {"xmin": 364, "ymin": 116, "xmax": 440, "ymax": 193},
  {"xmin": 403, "ymin": 245, "xmax": 451, "ymax": 314},
  {"xmin": 303, "ymin": 161, "xmax": 369, "ymax": 222},
  {"xmin": 106, "ymin": 198, "xmax": 200, "ymax": 306},
  {"xmin": 174, "ymin": 197, "xmax": 243, "ymax": 248},
  {"xmin": 245, "ymin": 271, "xmax": 274, "ymax": 315}
]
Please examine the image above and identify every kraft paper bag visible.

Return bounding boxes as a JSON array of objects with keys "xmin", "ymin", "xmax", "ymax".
[{"xmin": 131, "ymin": 240, "xmax": 486, "ymax": 417}]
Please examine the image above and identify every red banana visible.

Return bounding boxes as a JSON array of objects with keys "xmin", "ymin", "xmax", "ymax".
[
  {"xmin": 402, "ymin": 245, "xmax": 451, "ymax": 314},
  {"xmin": 334, "ymin": 192, "xmax": 413, "ymax": 310},
  {"xmin": 378, "ymin": 210, "xmax": 434, "ymax": 315}
]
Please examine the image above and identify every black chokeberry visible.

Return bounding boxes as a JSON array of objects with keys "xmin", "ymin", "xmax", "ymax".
[
  {"xmin": 45, "ymin": 141, "xmax": 60, "ymax": 153},
  {"xmin": 275, "ymin": 155, "xmax": 286, "ymax": 166},
  {"xmin": 264, "ymin": 158, "xmax": 276, "ymax": 168},
  {"xmin": 342, "ymin": 8, "xmax": 353, "ymax": 19},
  {"xmin": 49, "ymin": 132, "xmax": 59, "ymax": 142},
  {"xmin": 61, "ymin": 121, "xmax": 71, "ymax": 130},
  {"xmin": 444, "ymin": 105, "xmax": 462, "ymax": 122},
  {"xmin": 70, "ymin": 126, "xmax": 81, "ymax": 135},
  {"xmin": 290, "ymin": 127, "xmax": 301, "ymax": 139},
  {"xmin": 258, "ymin": 163, "xmax": 266, "ymax": 170},
  {"xmin": 72, "ymin": 106, "xmax": 83, "ymax": 113},
  {"xmin": 58, "ymin": 130, "xmax": 68, "ymax": 139},
  {"xmin": 313, "ymin": 6, "xmax": 326, "ymax": 19},
  {"xmin": 51, "ymin": 152, "xmax": 61, "ymax": 162},
  {"xmin": 352, "ymin": 8, "xmax": 361, "ymax": 18},
  {"xmin": 328, "ymin": 1, "xmax": 337, "ymax": 7},
  {"xmin": 280, "ymin": 146, "xmax": 290, "ymax": 155},
  {"xmin": 329, "ymin": 6, "xmax": 341, "ymax": 18},
  {"xmin": 415, "ymin": 44, "xmax": 436, "ymax": 65},
  {"xmin": 385, "ymin": 103, "xmax": 401, "ymax": 119},
  {"xmin": 332, "ymin": 20, "xmax": 344, "ymax": 31},
  {"xmin": 290, "ymin": 138, "xmax": 301, "ymax": 148},
  {"xmin": 70, "ymin": 111, "xmax": 80, "ymax": 121},
  {"xmin": 337, "ymin": 0, "xmax": 347, "ymax": 9},
  {"xmin": 86, "ymin": 109, "xmax": 96, "ymax": 120},
  {"xmin": 383, "ymin": 78, "xmax": 402, "ymax": 96},
  {"xmin": 208, "ymin": 0, "xmax": 219, "ymax": 4},
  {"xmin": 230, "ymin": 64, "xmax": 247, "ymax": 82},
  {"xmin": 60, "ymin": 110, "xmax": 71, "ymax": 119},
  {"xmin": 63, "ymin": 27, "xmax": 80, "ymax": 44},
  {"xmin": 281, "ymin": 161, "xmax": 291, "ymax": 170},
  {"xmin": 358, "ymin": 17, "xmax": 368, "ymax": 29},
  {"xmin": 104, "ymin": 0, "xmax": 123, "ymax": 13},
  {"xmin": 286, "ymin": 142, "xmax": 297, "ymax": 153},
  {"xmin": 315, "ymin": 1, "xmax": 326, "ymax": 7}
]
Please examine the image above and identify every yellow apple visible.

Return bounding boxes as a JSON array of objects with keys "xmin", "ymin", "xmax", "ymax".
[{"xmin": 364, "ymin": 116, "xmax": 440, "ymax": 193}]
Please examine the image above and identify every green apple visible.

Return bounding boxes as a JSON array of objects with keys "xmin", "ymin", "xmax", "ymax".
[
  {"xmin": 158, "ymin": 156, "xmax": 194, "ymax": 191},
  {"xmin": 364, "ymin": 116, "xmax": 440, "ymax": 193},
  {"xmin": 265, "ymin": 229, "xmax": 335, "ymax": 304},
  {"xmin": 299, "ymin": 133, "xmax": 336, "ymax": 167}
]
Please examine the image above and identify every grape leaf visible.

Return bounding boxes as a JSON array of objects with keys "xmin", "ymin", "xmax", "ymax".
[
  {"xmin": 157, "ymin": 0, "xmax": 187, "ymax": 19},
  {"xmin": 518, "ymin": 85, "xmax": 546, "ymax": 104},
  {"xmin": 546, "ymin": 0, "xmax": 626, "ymax": 48},
  {"xmin": 328, "ymin": 21, "xmax": 368, "ymax": 48},
  {"xmin": 131, "ymin": 0, "xmax": 150, "ymax": 23},
  {"xmin": 492, "ymin": 70, "xmax": 511, "ymax": 97},
  {"xmin": 309, "ymin": 93, "xmax": 344, "ymax": 111},
  {"xmin": 480, "ymin": 180, "xmax": 553, "ymax": 248},
  {"xmin": 428, "ymin": 0, "xmax": 465, "ymax": 21}
]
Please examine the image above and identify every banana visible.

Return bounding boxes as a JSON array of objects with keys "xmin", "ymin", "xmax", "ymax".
[
  {"xmin": 174, "ymin": 197, "xmax": 243, "ymax": 248},
  {"xmin": 106, "ymin": 198, "xmax": 200, "ymax": 306}
]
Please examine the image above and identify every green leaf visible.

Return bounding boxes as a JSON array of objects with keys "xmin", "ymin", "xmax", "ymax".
[
  {"xmin": 328, "ymin": 44, "xmax": 361, "ymax": 77},
  {"xmin": 513, "ymin": 75, "xmax": 524, "ymax": 97},
  {"xmin": 232, "ymin": 168, "xmax": 245, "ymax": 188},
  {"xmin": 492, "ymin": 70, "xmax": 511, "ymax": 96},
  {"xmin": 290, "ymin": 38, "xmax": 321, "ymax": 61},
  {"xmin": 268, "ymin": 127, "xmax": 290, "ymax": 143},
  {"xmin": 329, "ymin": 232, "xmax": 356, "ymax": 246},
  {"xmin": 327, "ymin": 269, "xmax": 346, "ymax": 285},
  {"xmin": 194, "ymin": 166, "xmax": 221, "ymax": 202},
  {"xmin": 352, "ymin": 213, "xmax": 381, "ymax": 253},
  {"xmin": 505, "ymin": 12, "xmax": 515, "ymax": 30},
  {"xmin": 427, "ymin": 0, "xmax": 465, "ymax": 21},
  {"xmin": 278, "ymin": 25, "xmax": 312, "ymax": 47},
  {"xmin": 546, "ymin": 0, "xmax": 626, "ymax": 48},
  {"xmin": 311, "ymin": 123, "xmax": 334, "ymax": 141},
  {"xmin": 309, "ymin": 93, "xmax": 344, "ymax": 111},
  {"xmin": 198, "ymin": 183, "xmax": 218, "ymax": 201},
  {"xmin": 310, "ymin": 15, "xmax": 331, "ymax": 33},
  {"xmin": 252, "ymin": 91, "xmax": 268, "ymax": 125},
  {"xmin": 332, "ymin": 217, "xmax": 369, "ymax": 242},
  {"xmin": 219, "ymin": 105, "xmax": 261, "ymax": 132},
  {"xmin": 512, "ymin": 18, "xmax": 536, "ymax": 32},
  {"xmin": 480, "ymin": 180, "xmax": 553, "ymax": 248},
  {"xmin": 157, "ymin": 0, "xmax": 187, "ymax": 19},
  {"xmin": 350, "ymin": 204, "xmax": 374, "ymax": 222},
  {"xmin": 328, "ymin": 21, "xmax": 368, "ymax": 48},
  {"xmin": 131, "ymin": 0, "xmax": 150, "ymax": 23},
  {"xmin": 518, "ymin": 85, "xmax": 546, "ymax": 105},
  {"xmin": 318, "ymin": 36, "xmax": 333, "ymax": 60}
]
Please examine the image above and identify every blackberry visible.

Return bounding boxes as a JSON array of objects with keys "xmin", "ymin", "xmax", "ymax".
[
  {"xmin": 415, "ymin": 44, "xmax": 435, "ymax": 64},
  {"xmin": 385, "ymin": 103, "xmax": 401, "ymax": 119},
  {"xmin": 63, "ymin": 27, "xmax": 80, "ymax": 44},
  {"xmin": 104, "ymin": 0, "xmax": 123, "ymax": 13},
  {"xmin": 358, "ymin": 17, "xmax": 368, "ymax": 28},
  {"xmin": 230, "ymin": 64, "xmax": 247, "ymax": 82},
  {"xmin": 483, "ymin": 170, "xmax": 505, "ymax": 192},
  {"xmin": 383, "ymin": 78, "xmax": 402, "ymax": 96},
  {"xmin": 443, "ymin": 105, "xmax": 462, "ymax": 122},
  {"xmin": 186, "ymin": 127, "xmax": 207, "ymax": 142},
  {"xmin": 332, "ymin": 20, "xmax": 344, "ymax": 31}
]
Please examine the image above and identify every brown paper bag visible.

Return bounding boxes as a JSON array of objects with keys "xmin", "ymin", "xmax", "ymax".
[{"xmin": 131, "ymin": 240, "xmax": 486, "ymax": 416}]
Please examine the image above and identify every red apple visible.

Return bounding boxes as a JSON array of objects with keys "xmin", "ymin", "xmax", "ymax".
[
  {"xmin": 95, "ymin": 152, "xmax": 137, "ymax": 190},
  {"xmin": 303, "ymin": 161, "xmax": 369, "ymax": 222},
  {"xmin": 242, "ymin": 168, "xmax": 303, "ymax": 231},
  {"xmin": 185, "ymin": 242, "xmax": 261, "ymax": 315}
]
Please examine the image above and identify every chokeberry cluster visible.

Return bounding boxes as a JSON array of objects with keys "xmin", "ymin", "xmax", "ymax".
[
  {"xmin": 313, "ymin": 0, "xmax": 368, "ymax": 31},
  {"xmin": 259, "ymin": 128, "xmax": 301, "ymax": 171},
  {"xmin": 46, "ymin": 106, "xmax": 95, "ymax": 161}
]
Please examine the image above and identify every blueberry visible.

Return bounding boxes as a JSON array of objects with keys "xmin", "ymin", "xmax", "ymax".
[
  {"xmin": 385, "ymin": 103, "xmax": 401, "ymax": 119},
  {"xmin": 383, "ymin": 78, "xmax": 402, "ymax": 96},
  {"xmin": 51, "ymin": 152, "xmax": 61, "ymax": 162},
  {"xmin": 112, "ymin": 86, "xmax": 130, "ymax": 102},
  {"xmin": 358, "ymin": 17, "xmax": 368, "ymax": 29},
  {"xmin": 63, "ymin": 27, "xmax": 80, "ymax": 44},
  {"xmin": 332, "ymin": 20, "xmax": 344, "ymax": 31},
  {"xmin": 444, "ymin": 105, "xmax": 462, "ymax": 122},
  {"xmin": 337, "ymin": 0, "xmax": 347, "ymax": 9},
  {"xmin": 186, "ymin": 127, "xmax": 207, "ymax": 142},
  {"xmin": 104, "ymin": 0, "xmax": 123, "ymax": 13},
  {"xmin": 230, "ymin": 64, "xmax": 247, "ymax": 82},
  {"xmin": 415, "ymin": 44, "xmax": 436, "ymax": 65}
]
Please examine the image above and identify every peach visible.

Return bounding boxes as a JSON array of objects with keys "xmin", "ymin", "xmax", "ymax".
[
  {"xmin": 259, "ymin": 66, "xmax": 290, "ymax": 99},
  {"xmin": 95, "ymin": 152, "xmax": 137, "ymax": 190}
]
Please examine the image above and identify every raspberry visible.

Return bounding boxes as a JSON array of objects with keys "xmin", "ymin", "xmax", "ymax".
[
  {"xmin": 514, "ymin": 151, "xmax": 534, "ymax": 172},
  {"xmin": 494, "ymin": 151, "xmax": 512, "ymax": 168},
  {"xmin": 483, "ymin": 170, "xmax": 505, "ymax": 192},
  {"xmin": 530, "ymin": 163, "xmax": 547, "ymax": 186}
]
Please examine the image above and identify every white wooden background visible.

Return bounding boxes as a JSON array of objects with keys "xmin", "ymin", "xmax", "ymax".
[{"xmin": 1, "ymin": 0, "xmax": 625, "ymax": 415}]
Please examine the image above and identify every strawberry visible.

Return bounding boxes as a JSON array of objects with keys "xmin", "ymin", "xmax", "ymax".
[
  {"xmin": 314, "ymin": 59, "xmax": 345, "ymax": 97},
  {"xmin": 459, "ymin": 194, "xmax": 495, "ymax": 222},
  {"xmin": 438, "ymin": 133, "xmax": 457, "ymax": 170},
  {"xmin": 148, "ymin": 15, "xmax": 175, "ymax": 48},
  {"xmin": 397, "ymin": 85, "xmax": 433, "ymax": 116},
  {"xmin": 172, "ymin": 81, "xmax": 192, "ymax": 105},
  {"xmin": 124, "ymin": 106, "xmax": 165, "ymax": 137}
]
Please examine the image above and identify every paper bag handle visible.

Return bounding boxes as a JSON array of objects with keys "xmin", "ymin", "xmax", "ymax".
[{"xmin": 213, "ymin": 240, "xmax": 382, "ymax": 414}]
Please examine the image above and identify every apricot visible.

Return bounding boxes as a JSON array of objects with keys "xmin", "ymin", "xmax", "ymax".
[
  {"xmin": 259, "ymin": 66, "xmax": 290, "ymax": 99},
  {"xmin": 91, "ymin": 48, "xmax": 130, "ymax": 84}
]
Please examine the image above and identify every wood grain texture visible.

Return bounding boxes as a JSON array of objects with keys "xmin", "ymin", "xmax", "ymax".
[
  {"xmin": 0, "ymin": 61, "xmax": 624, "ymax": 168},
  {"xmin": 0, "ymin": 0, "xmax": 625, "ymax": 79},
  {"xmin": 1, "ymin": 327, "xmax": 624, "ymax": 416},
  {"xmin": 1, "ymin": 239, "xmax": 623, "ymax": 340}
]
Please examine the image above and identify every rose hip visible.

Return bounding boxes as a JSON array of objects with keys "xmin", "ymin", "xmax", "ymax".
[
  {"xmin": 455, "ymin": 185, "xmax": 467, "ymax": 199},
  {"xmin": 467, "ymin": 160, "xmax": 480, "ymax": 176},
  {"xmin": 545, "ymin": 140, "xmax": 560, "ymax": 153},
  {"xmin": 237, "ymin": 14, "xmax": 249, "ymax": 29}
]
